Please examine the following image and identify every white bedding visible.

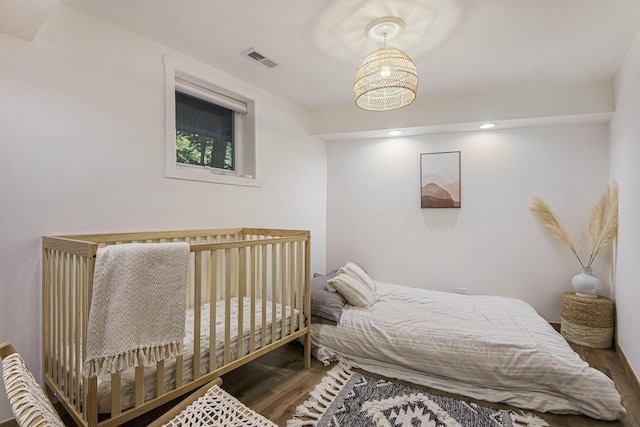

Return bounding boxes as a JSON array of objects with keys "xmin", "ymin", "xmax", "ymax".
[
  {"xmin": 311, "ymin": 282, "xmax": 626, "ymax": 421},
  {"xmin": 97, "ymin": 297, "xmax": 297, "ymax": 413}
]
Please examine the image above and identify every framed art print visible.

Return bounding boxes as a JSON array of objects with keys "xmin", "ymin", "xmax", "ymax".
[{"xmin": 420, "ymin": 151, "xmax": 461, "ymax": 208}]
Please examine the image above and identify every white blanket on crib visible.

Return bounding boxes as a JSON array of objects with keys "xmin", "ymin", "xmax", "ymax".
[{"xmin": 83, "ymin": 242, "xmax": 190, "ymax": 378}]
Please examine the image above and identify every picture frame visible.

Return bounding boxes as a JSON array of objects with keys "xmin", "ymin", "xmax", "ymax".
[{"xmin": 420, "ymin": 151, "xmax": 461, "ymax": 208}]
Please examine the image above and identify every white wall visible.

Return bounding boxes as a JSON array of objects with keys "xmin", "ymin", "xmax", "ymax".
[
  {"xmin": 610, "ymin": 27, "xmax": 640, "ymax": 383},
  {"xmin": 326, "ymin": 123, "xmax": 611, "ymax": 322},
  {"xmin": 0, "ymin": 5, "xmax": 326, "ymax": 422}
]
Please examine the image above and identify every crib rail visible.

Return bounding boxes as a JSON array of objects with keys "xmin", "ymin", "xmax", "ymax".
[{"xmin": 42, "ymin": 228, "xmax": 310, "ymax": 427}]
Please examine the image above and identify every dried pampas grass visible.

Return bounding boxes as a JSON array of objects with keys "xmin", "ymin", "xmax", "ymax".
[
  {"xmin": 586, "ymin": 182, "xmax": 619, "ymax": 267},
  {"xmin": 529, "ymin": 181, "xmax": 618, "ymax": 268},
  {"xmin": 529, "ymin": 196, "xmax": 583, "ymax": 266}
]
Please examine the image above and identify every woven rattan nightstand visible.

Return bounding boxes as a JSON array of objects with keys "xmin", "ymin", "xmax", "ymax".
[{"xmin": 560, "ymin": 292, "xmax": 614, "ymax": 348}]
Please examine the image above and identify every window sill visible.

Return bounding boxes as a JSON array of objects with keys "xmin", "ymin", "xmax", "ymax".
[{"xmin": 164, "ymin": 166, "xmax": 261, "ymax": 187}]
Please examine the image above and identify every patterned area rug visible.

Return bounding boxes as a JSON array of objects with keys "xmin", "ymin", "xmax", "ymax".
[{"xmin": 287, "ymin": 363, "xmax": 548, "ymax": 427}]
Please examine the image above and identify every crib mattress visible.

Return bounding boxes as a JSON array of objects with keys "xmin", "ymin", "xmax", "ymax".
[{"xmin": 96, "ymin": 297, "xmax": 298, "ymax": 413}]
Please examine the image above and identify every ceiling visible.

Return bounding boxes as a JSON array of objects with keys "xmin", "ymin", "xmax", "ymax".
[{"xmin": 25, "ymin": 1, "xmax": 640, "ymax": 111}]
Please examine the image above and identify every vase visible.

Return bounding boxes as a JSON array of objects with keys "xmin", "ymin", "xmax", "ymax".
[{"xmin": 571, "ymin": 267, "xmax": 601, "ymax": 298}]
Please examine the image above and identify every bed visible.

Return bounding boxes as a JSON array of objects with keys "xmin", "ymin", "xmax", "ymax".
[
  {"xmin": 309, "ymin": 263, "xmax": 626, "ymax": 421},
  {"xmin": 42, "ymin": 228, "xmax": 310, "ymax": 427}
]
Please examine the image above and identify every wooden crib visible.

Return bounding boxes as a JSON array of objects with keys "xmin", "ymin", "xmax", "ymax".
[{"xmin": 42, "ymin": 228, "xmax": 311, "ymax": 427}]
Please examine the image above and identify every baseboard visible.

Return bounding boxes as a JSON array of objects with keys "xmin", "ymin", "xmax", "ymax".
[
  {"xmin": 0, "ymin": 419, "xmax": 18, "ymax": 427},
  {"xmin": 615, "ymin": 342, "xmax": 640, "ymax": 397}
]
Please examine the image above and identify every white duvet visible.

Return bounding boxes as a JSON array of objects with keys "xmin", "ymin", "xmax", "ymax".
[{"xmin": 311, "ymin": 282, "xmax": 626, "ymax": 421}]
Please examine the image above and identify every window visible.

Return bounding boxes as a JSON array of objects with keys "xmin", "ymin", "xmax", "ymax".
[
  {"xmin": 175, "ymin": 91, "xmax": 234, "ymax": 171},
  {"xmin": 164, "ymin": 56, "xmax": 258, "ymax": 186}
]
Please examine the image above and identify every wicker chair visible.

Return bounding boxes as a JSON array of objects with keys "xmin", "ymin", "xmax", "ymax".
[
  {"xmin": 1, "ymin": 341, "xmax": 275, "ymax": 427},
  {"xmin": 1, "ymin": 342, "xmax": 64, "ymax": 427}
]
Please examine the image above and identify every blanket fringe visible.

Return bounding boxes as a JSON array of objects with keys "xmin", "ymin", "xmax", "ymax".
[
  {"xmin": 82, "ymin": 342, "xmax": 183, "ymax": 378},
  {"xmin": 286, "ymin": 362, "xmax": 353, "ymax": 427},
  {"xmin": 510, "ymin": 411, "xmax": 549, "ymax": 427}
]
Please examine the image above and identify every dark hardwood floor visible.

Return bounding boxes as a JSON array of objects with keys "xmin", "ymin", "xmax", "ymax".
[
  {"xmin": 61, "ymin": 338, "xmax": 639, "ymax": 427},
  {"xmin": 220, "ymin": 340, "xmax": 640, "ymax": 427}
]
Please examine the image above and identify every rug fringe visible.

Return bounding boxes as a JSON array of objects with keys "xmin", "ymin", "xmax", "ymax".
[
  {"xmin": 510, "ymin": 411, "xmax": 549, "ymax": 426},
  {"xmin": 288, "ymin": 364, "xmax": 551, "ymax": 427},
  {"xmin": 286, "ymin": 362, "xmax": 353, "ymax": 427}
]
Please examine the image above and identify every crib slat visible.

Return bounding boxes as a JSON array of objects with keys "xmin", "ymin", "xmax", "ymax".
[
  {"xmin": 280, "ymin": 243, "xmax": 287, "ymax": 337},
  {"xmin": 224, "ymin": 249, "xmax": 232, "ymax": 365},
  {"xmin": 56, "ymin": 253, "xmax": 64, "ymax": 389},
  {"xmin": 72, "ymin": 257, "xmax": 80, "ymax": 409},
  {"xmin": 237, "ymin": 247, "xmax": 245, "ymax": 359},
  {"xmin": 175, "ymin": 355, "xmax": 184, "ymax": 388},
  {"xmin": 249, "ymin": 245, "xmax": 256, "ymax": 353},
  {"xmin": 261, "ymin": 245, "xmax": 268, "ymax": 349},
  {"xmin": 211, "ymin": 250, "xmax": 221, "ymax": 372},
  {"xmin": 84, "ymin": 255, "xmax": 94, "ymax": 392},
  {"xmin": 156, "ymin": 360, "xmax": 165, "ymax": 397},
  {"xmin": 206, "ymin": 243, "xmax": 213, "ymax": 305},
  {"xmin": 47, "ymin": 250, "xmax": 56, "ymax": 384},
  {"xmin": 206, "ymin": 248, "xmax": 214, "ymax": 373},
  {"xmin": 301, "ymin": 241, "xmax": 306, "ymax": 333},
  {"xmin": 186, "ymin": 238, "xmax": 193, "ymax": 307},
  {"xmin": 193, "ymin": 251, "xmax": 202, "ymax": 380},
  {"xmin": 217, "ymin": 245, "xmax": 223, "ymax": 293},
  {"xmin": 42, "ymin": 249, "xmax": 50, "ymax": 383},
  {"xmin": 87, "ymin": 376, "xmax": 98, "ymax": 427},
  {"xmin": 71, "ymin": 256, "xmax": 79, "ymax": 410},
  {"xmin": 296, "ymin": 241, "xmax": 303, "ymax": 333},
  {"xmin": 111, "ymin": 373, "xmax": 121, "ymax": 417},
  {"xmin": 51, "ymin": 252, "xmax": 58, "ymax": 386},
  {"xmin": 271, "ymin": 244, "xmax": 277, "ymax": 344},
  {"xmin": 288, "ymin": 242, "xmax": 295, "ymax": 335},
  {"xmin": 63, "ymin": 252, "xmax": 71, "ymax": 401},
  {"xmin": 134, "ymin": 366, "xmax": 144, "ymax": 407}
]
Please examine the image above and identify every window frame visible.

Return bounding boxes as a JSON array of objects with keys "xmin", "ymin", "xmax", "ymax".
[{"xmin": 164, "ymin": 56, "xmax": 259, "ymax": 187}]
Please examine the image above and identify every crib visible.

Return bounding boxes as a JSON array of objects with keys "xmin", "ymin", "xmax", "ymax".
[{"xmin": 42, "ymin": 228, "xmax": 311, "ymax": 427}]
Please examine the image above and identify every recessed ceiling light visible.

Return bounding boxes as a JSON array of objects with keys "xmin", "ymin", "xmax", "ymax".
[
  {"xmin": 388, "ymin": 130, "xmax": 403, "ymax": 136},
  {"xmin": 479, "ymin": 123, "xmax": 496, "ymax": 129}
]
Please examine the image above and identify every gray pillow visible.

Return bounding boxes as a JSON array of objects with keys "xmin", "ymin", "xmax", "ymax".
[
  {"xmin": 311, "ymin": 315, "xmax": 339, "ymax": 325},
  {"xmin": 310, "ymin": 270, "xmax": 345, "ymax": 325}
]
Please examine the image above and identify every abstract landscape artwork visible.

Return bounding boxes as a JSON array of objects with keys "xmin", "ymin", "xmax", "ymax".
[{"xmin": 420, "ymin": 151, "xmax": 461, "ymax": 208}]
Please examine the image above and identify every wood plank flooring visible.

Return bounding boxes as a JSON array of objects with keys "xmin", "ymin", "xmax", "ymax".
[
  {"xmin": 64, "ymin": 339, "xmax": 639, "ymax": 426},
  {"xmin": 220, "ymin": 341, "xmax": 639, "ymax": 427}
]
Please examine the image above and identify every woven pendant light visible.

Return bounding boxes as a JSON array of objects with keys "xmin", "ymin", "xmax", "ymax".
[
  {"xmin": 354, "ymin": 47, "xmax": 418, "ymax": 111},
  {"xmin": 354, "ymin": 17, "xmax": 418, "ymax": 111}
]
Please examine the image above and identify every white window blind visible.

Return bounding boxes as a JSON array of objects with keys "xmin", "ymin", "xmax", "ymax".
[{"xmin": 175, "ymin": 77, "xmax": 248, "ymax": 114}]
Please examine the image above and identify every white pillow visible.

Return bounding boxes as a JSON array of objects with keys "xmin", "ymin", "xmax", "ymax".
[
  {"xmin": 340, "ymin": 261, "xmax": 376, "ymax": 292},
  {"xmin": 327, "ymin": 272, "xmax": 376, "ymax": 308}
]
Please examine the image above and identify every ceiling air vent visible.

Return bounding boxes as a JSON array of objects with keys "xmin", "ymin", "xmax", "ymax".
[{"xmin": 243, "ymin": 48, "xmax": 280, "ymax": 69}]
